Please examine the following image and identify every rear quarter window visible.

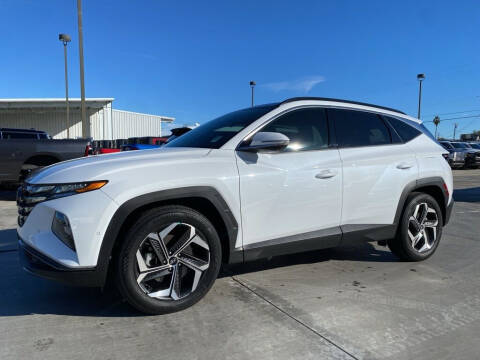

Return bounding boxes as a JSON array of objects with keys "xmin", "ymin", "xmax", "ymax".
[
  {"xmin": 383, "ymin": 116, "xmax": 421, "ymax": 142},
  {"xmin": 328, "ymin": 108, "xmax": 391, "ymax": 148}
]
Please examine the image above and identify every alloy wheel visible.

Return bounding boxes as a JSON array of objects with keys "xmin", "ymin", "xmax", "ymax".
[
  {"xmin": 407, "ymin": 203, "xmax": 439, "ymax": 253},
  {"xmin": 135, "ymin": 222, "xmax": 210, "ymax": 300}
]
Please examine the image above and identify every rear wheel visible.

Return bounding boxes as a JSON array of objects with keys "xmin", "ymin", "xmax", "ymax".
[
  {"xmin": 388, "ymin": 192, "xmax": 443, "ymax": 261},
  {"xmin": 116, "ymin": 205, "xmax": 222, "ymax": 314}
]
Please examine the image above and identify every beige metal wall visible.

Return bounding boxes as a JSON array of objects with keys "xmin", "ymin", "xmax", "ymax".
[
  {"xmin": 112, "ymin": 109, "xmax": 165, "ymax": 139},
  {"xmin": 0, "ymin": 108, "xmax": 98, "ymax": 139},
  {"xmin": 0, "ymin": 105, "xmax": 173, "ymax": 140}
]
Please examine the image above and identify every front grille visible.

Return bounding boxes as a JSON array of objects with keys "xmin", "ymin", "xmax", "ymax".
[{"xmin": 17, "ymin": 184, "xmax": 48, "ymax": 227}]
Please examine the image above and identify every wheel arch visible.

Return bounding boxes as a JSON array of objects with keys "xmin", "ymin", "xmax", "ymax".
[
  {"xmin": 97, "ymin": 186, "xmax": 240, "ymax": 287},
  {"xmin": 23, "ymin": 153, "xmax": 61, "ymax": 166},
  {"xmin": 394, "ymin": 177, "xmax": 449, "ymax": 229}
]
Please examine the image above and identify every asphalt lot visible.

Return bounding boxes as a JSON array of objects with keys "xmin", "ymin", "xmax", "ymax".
[{"xmin": 0, "ymin": 170, "xmax": 479, "ymax": 360}]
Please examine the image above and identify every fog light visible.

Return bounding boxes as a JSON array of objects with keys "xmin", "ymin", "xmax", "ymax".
[{"xmin": 52, "ymin": 211, "xmax": 75, "ymax": 250}]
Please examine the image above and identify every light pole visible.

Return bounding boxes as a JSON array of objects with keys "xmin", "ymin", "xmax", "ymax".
[
  {"xmin": 417, "ymin": 73, "xmax": 425, "ymax": 119},
  {"xmin": 453, "ymin": 123, "xmax": 458, "ymax": 140},
  {"xmin": 433, "ymin": 115, "xmax": 440, "ymax": 140},
  {"xmin": 59, "ymin": 34, "xmax": 71, "ymax": 138},
  {"xmin": 250, "ymin": 81, "xmax": 256, "ymax": 107},
  {"xmin": 77, "ymin": 0, "xmax": 88, "ymax": 138}
]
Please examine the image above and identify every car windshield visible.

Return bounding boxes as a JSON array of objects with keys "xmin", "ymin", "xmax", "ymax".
[
  {"xmin": 165, "ymin": 104, "xmax": 278, "ymax": 149},
  {"xmin": 440, "ymin": 142, "xmax": 453, "ymax": 149},
  {"xmin": 469, "ymin": 143, "xmax": 480, "ymax": 149},
  {"xmin": 451, "ymin": 142, "xmax": 469, "ymax": 149}
]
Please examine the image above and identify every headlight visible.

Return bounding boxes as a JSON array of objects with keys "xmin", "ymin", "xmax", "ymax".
[
  {"xmin": 25, "ymin": 181, "xmax": 108, "ymax": 200},
  {"xmin": 17, "ymin": 181, "xmax": 108, "ymax": 227}
]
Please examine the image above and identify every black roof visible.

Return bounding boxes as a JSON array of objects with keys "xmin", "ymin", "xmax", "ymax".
[
  {"xmin": 280, "ymin": 97, "xmax": 406, "ymax": 115},
  {"xmin": 0, "ymin": 127, "xmax": 47, "ymax": 133}
]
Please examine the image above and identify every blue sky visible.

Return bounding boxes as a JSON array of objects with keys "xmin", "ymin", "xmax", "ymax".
[{"xmin": 1, "ymin": 0, "xmax": 479, "ymax": 137}]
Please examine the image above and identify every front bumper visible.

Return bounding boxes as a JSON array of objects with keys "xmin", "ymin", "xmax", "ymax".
[
  {"xmin": 465, "ymin": 155, "xmax": 480, "ymax": 167},
  {"xmin": 19, "ymin": 237, "xmax": 105, "ymax": 287}
]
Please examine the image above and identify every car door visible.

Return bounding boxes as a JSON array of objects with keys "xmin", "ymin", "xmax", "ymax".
[
  {"xmin": 235, "ymin": 107, "xmax": 343, "ymax": 258},
  {"xmin": 0, "ymin": 132, "xmax": 34, "ymax": 181},
  {"xmin": 327, "ymin": 108, "xmax": 419, "ymax": 234}
]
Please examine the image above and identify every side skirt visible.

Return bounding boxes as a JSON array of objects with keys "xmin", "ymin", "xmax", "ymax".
[{"xmin": 241, "ymin": 224, "xmax": 396, "ymax": 262}]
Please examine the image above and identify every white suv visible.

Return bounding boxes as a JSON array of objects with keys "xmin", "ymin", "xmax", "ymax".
[{"xmin": 17, "ymin": 98, "xmax": 453, "ymax": 314}]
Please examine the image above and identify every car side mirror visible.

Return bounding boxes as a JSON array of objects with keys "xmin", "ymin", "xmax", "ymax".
[{"xmin": 237, "ymin": 132, "xmax": 290, "ymax": 153}]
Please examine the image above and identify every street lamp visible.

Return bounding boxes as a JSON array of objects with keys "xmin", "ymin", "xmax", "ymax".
[
  {"xmin": 433, "ymin": 115, "xmax": 440, "ymax": 139},
  {"xmin": 77, "ymin": 0, "xmax": 88, "ymax": 138},
  {"xmin": 417, "ymin": 73, "xmax": 425, "ymax": 119},
  {"xmin": 59, "ymin": 33, "xmax": 71, "ymax": 138},
  {"xmin": 250, "ymin": 81, "xmax": 256, "ymax": 107}
]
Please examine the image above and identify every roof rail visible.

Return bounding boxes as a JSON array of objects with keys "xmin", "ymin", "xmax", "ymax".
[{"xmin": 280, "ymin": 97, "xmax": 406, "ymax": 115}]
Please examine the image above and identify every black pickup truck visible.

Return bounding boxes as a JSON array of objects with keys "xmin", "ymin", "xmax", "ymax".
[{"xmin": 0, "ymin": 128, "xmax": 90, "ymax": 183}]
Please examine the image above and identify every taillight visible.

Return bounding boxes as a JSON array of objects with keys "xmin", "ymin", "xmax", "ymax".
[{"xmin": 84, "ymin": 144, "xmax": 93, "ymax": 156}]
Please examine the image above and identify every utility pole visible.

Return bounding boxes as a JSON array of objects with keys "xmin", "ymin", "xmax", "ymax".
[
  {"xmin": 433, "ymin": 115, "xmax": 440, "ymax": 140},
  {"xmin": 59, "ymin": 34, "xmax": 71, "ymax": 138},
  {"xmin": 249, "ymin": 81, "xmax": 256, "ymax": 107},
  {"xmin": 417, "ymin": 73, "xmax": 425, "ymax": 119},
  {"xmin": 77, "ymin": 0, "xmax": 88, "ymax": 138},
  {"xmin": 453, "ymin": 123, "xmax": 458, "ymax": 140}
]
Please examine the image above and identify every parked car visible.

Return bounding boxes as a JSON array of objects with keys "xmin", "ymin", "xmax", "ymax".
[
  {"xmin": 439, "ymin": 141, "xmax": 465, "ymax": 168},
  {"xmin": 18, "ymin": 97, "xmax": 453, "ymax": 314},
  {"xmin": 95, "ymin": 148, "xmax": 121, "ymax": 155},
  {"xmin": 1, "ymin": 127, "xmax": 51, "ymax": 139},
  {"xmin": 121, "ymin": 143, "xmax": 160, "ymax": 151},
  {"xmin": 122, "ymin": 128, "xmax": 193, "ymax": 151},
  {"xmin": 0, "ymin": 128, "xmax": 90, "ymax": 183},
  {"xmin": 164, "ymin": 127, "xmax": 192, "ymax": 144},
  {"xmin": 450, "ymin": 141, "xmax": 480, "ymax": 168},
  {"xmin": 468, "ymin": 142, "xmax": 480, "ymax": 150}
]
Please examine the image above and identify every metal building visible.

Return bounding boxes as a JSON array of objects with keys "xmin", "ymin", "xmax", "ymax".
[{"xmin": 0, "ymin": 98, "xmax": 174, "ymax": 140}]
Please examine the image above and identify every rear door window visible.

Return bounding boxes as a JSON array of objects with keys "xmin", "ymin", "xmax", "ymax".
[
  {"xmin": 2, "ymin": 132, "xmax": 38, "ymax": 139},
  {"xmin": 328, "ymin": 108, "xmax": 391, "ymax": 148}
]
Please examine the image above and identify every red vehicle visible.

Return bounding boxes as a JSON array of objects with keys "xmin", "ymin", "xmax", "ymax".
[{"xmin": 95, "ymin": 148, "xmax": 121, "ymax": 154}]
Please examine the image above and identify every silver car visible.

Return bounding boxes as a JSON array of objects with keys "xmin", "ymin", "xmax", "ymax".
[{"xmin": 439, "ymin": 141, "xmax": 465, "ymax": 168}]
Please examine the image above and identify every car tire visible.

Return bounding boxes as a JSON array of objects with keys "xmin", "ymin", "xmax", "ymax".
[
  {"xmin": 388, "ymin": 192, "xmax": 443, "ymax": 262},
  {"xmin": 116, "ymin": 205, "xmax": 222, "ymax": 314}
]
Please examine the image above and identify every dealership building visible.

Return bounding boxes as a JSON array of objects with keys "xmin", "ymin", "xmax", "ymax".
[{"xmin": 0, "ymin": 98, "xmax": 174, "ymax": 140}]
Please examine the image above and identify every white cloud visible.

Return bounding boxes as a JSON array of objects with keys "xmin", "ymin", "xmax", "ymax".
[{"xmin": 261, "ymin": 76, "xmax": 325, "ymax": 93}]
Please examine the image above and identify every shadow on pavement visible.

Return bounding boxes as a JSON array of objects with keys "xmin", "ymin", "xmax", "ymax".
[
  {"xmin": 0, "ymin": 228, "xmax": 18, "ymax": 252},
  {"xmin": 0, "ymin": 228, "xmax": 141, "ymax": 317},
  {"xmin": 0, "ymin": 250, "xmax": 140, "ymax": 318},
  {"xmin": 0, "ymin": 236, "xmax": 396, "ymax": 318},
  {"xmin": 221, "ymin": 242, "xmax": 396, "ymax": 277},
  {"xmin": 453, "ymin": 187, "xmax": 480, "ymax": 203},
  {"xmin": 0, "ymin": 189, "xmax": 16, "ymax": 201}
]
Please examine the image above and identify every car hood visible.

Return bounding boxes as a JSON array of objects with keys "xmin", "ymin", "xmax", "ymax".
[{"xmin": 28, "ymin": 147, "xmax": 211, "ymax": 184}]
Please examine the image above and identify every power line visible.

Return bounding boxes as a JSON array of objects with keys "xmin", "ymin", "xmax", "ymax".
[
  {"xmin": 423, "ymin": 114, "xmax": 480, "ymax": 123},
  {"xmin": 421, "ymin": 109, "xmax": 480, "ymax": 118},
  {"xmin": 458, "ymin": 119, "xmax": 478, "ymax": 132}
]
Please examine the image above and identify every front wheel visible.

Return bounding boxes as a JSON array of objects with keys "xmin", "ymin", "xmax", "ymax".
[
  {"xmin": 116, "ymin": 205, "xmax": 222, "ymax": 314},
  {"xmin": 388, "ymin": 193, "xmax": 443, "ymax": 261}
]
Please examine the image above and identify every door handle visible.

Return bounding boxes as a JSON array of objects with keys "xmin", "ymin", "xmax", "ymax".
[
  {"xmin": 315, "ymin": 169, "xmax": 337, "ymax": 179},
  {"xmin": 396, "ymin": 162, "xmax": 413, "ymax": 170}
]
